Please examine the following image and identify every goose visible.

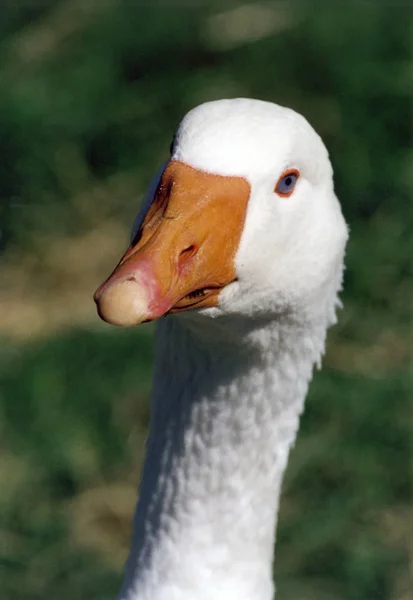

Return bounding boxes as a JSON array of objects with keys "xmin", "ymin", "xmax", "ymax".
[{"xmin": 94, "ymin": 98, "xmax": 348, "ymax": 600}]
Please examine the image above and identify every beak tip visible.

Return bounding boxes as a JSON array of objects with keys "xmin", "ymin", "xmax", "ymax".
[{"xmin": 94, "ymin": 279, "xmax": 149, "ymax": 327}]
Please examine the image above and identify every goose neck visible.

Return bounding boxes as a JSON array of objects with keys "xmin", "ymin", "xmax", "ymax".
[{"xmin": 121, "ymin": 314, "xmax": 324, "ymax": 600}]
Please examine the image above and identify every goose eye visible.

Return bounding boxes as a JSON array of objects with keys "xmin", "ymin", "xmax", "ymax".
[{"xmin": 275, "ymin": 169, "xmax": 299, "ymax": 197}]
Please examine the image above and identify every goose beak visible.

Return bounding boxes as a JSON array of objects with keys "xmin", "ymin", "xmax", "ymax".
[{"xmin": 94, "ymin": 161, "xmax": 249, "ymax": 326}]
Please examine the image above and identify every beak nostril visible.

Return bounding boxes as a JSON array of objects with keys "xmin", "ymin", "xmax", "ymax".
[{"xmin": 178, "ymin": 244, "xmax": 197, "ymax": 269}]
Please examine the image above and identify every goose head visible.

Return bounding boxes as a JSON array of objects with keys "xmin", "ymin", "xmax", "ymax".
[{"xmin": 94, "ymin": 98, "xmax": 348, "ymax": 327}]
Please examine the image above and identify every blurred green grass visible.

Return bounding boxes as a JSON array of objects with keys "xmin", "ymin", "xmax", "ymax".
[
  {"xmin": 1, "ymin": 327, "xmax": 154, "ymax": 599},
  {"xmin": 0, "ymin": 2, "xmax": 412, "ymax": 599}
]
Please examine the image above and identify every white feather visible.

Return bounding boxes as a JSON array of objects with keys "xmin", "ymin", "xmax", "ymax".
[{"xmin": 119, "ymin": 98, "xmax": 348, "ymax": 600}]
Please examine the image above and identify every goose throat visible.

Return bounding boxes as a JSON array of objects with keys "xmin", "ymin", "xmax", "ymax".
[{"xmin": 120, "ymin": 315, "xmax": 322, "ymax": 600}]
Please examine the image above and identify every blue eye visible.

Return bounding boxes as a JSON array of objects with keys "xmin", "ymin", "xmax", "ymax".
[{"xmin": 275, "ymin": 170, "xmax": 299, "ymax": 197}]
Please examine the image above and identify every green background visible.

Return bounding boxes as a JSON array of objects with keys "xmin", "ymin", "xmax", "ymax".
[{"xmin": 1, "ymin": 2, "xmax": 412, "ymax": 599}]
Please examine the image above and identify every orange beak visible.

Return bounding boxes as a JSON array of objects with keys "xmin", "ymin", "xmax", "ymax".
[{"xmin": 94, "ymin": 160, "xmax": 250, "ymax": 326}]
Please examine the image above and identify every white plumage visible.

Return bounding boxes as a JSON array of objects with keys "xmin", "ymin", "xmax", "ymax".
[{"xmin": 95, "ymin": 98, "xmax": 348, "ymax": 600}]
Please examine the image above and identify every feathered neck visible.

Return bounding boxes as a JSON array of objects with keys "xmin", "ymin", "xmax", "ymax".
[{"xmin": 119, "ymin": 299, "xmax": 335, "ymax": 600}]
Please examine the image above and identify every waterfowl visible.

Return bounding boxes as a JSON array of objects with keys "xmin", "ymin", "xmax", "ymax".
[{"xmin": 94, "ymin": 98, "xmax": 348, "ymax": 600}]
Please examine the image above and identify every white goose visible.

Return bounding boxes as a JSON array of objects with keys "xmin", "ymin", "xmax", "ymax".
[{"xmin": 94, "ymin": 98, "xmax": 348, "ymax": 600}]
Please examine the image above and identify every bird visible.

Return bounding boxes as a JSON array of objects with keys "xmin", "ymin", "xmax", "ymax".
[{"xmin": 94, "ymin": 98, "xmax": 348, "ymax": 600}]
